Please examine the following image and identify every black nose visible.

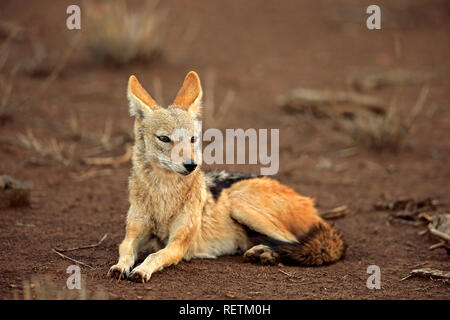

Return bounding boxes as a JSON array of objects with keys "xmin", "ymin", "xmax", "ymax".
[{"xmin": 183, "ymin": 163, "xmax": 197, "ymax": 173}]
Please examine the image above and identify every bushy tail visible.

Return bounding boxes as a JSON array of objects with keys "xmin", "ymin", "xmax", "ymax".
[{"xmin": 263, "ymin": 222, "xmax": 346, "ymax": 266}]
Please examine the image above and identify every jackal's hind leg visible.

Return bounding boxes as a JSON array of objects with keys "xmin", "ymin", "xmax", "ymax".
[{"xmin": 243, "ymin": 244, "xmax": 279, "ymax": 265}]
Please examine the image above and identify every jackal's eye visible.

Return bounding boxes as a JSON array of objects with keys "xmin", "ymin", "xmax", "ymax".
[
  {"xmin": 157, "ymin": 135, "xmax": 171, "ymax": 143},
  {"xmin": 191, "ymin": 136, "xmax": 196, "ymax": 143}
]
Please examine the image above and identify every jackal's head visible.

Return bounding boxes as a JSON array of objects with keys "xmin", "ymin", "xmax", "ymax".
[{"xmin": 127, "ymin": 71, "xmax": 202, "ymax": 175}]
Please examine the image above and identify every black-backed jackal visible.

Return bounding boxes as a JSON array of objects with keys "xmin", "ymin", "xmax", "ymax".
[{"xmin": 108, "ymin": 72, "xmax": 345, "ymax": 283}]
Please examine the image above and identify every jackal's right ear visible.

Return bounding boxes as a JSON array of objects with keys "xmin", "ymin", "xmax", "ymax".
[{"xmin": 127, "ymin": 75, "xmax": 159, "ymax": 119}]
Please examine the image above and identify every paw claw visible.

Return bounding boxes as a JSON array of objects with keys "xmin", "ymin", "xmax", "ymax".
[
  {"xmin": 129, "ymin": 269, "xmax": 151, "ymax": 283},
  {"xmin": 108, "ymin": 265, "xmax": 130, "ymax": 280}
]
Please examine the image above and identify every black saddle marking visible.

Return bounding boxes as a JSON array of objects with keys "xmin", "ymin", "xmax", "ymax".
[{"xmin": 206, "ymin": 170, "xmax": 262, "ymax": 200}]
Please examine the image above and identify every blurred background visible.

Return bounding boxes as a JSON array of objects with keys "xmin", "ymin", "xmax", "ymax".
[{"xmin": 0, "ymin": 0, "xmax": 449, "ymax": 300}]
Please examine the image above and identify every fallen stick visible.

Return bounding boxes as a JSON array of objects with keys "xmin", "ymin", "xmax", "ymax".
[
  {"xmin": 320, "ymin": 205, "xmax": 350, "ymax": 220},
  {"xmin": 54, "ymin": 233, "xmax": 108, "ymax": 252},
  {"xmin": 52, "ymin": 249, "xmax": 94, "ymax": 269},
  {"xmin": 83, "ymin": 144, "xmax": 132, "ymax": 167},
  {"xmin": 72, "ymin": 169, "xmax": 113, "ymax": 182},
  {"xmin": 278, "ymin": 269, "xmax": 302, "ymax": 280},
  {"xmin": 429, "ymin": 228, "xmax": 450, "ymax": 243},
  {"xmin": 429, "ymin": 241, "xmax": 446, "ymax": 251},
  {"xmin": 278, "ymin": 269, "xmax": 294, "ymax": 277},
  {"xmin": 400, "ymin": 268, "xmax": 450, "ymax": 281},
  {"xmin": 347, "ymin": 68, "xmax": 439, "ymax": 92},
  {"xmin": 277, "ymin": 88, "xmax": 387, "ymax": 116}
]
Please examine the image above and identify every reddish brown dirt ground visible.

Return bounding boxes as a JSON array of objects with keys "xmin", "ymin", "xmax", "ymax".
[{"xmin": 0, "ymin": 0, "xmax": 449, "ymax": 299}]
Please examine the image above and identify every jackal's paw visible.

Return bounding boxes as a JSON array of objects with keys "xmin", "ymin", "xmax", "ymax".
[
  {"xmin": 243, "ymin": 245, "xmax": 279, "ymax": 265},
  {"xmin": 129, "ymin": 267, "xmax": 152, "ymax": 283},
  {"xmin": 108, "ymin": 264, "xmax": 131, "ymax": 280}
]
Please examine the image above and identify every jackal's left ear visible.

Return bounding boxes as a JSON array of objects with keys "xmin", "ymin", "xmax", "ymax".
[
  {"xmin": 173, "ymin": 71, "xmax": 203, "ymax": 116},
  {"xmin": 127, "ymin": 75, "xmax": 159, "ymax": 119}
]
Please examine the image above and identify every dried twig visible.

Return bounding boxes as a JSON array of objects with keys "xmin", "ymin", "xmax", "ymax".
[
  {"xmin": 83, "ymin": 143, "xmax": 132, "ymax": 167},
  {"xmin": 347, "ymin": 68, "xmax": 439, "ymax": 92},
  {"xmin": 152, "ymin": 76, "xmax": 164, "ymax": 106},
  {"xmin": 278, "ymin": 268, "xmax": 302, "ymax": 280},
  {"xmin": 52, "ymin": 249, "xmax": 94, "ymax": 269},
  {"xmin": 54, "ymin": 233, "xmax": 108, "ymax": 252},
  {"xmin": 278, "ymin": 269, "xmax": 294, "ymax": 277},
  {"xmin": 277, "ymin": 87, "xmax": 387, "ymax": 116},
  {"xmin": 400, "ymin": 268, "xmax": 450, "ymax": 281},
  {"xmin": 374, "ymin": 197, "xmax": 438, "ymax": 213},
  {"xmin": 320, "ymin": 205, "xmax": 350, "ymax": 220},
  {"xmin": 429, "ymin": 241, "xmax": 447, "ymax": 251},
  {"xmin": 71, "ymin": 168, "xmax": 113, "ymax": 182}
]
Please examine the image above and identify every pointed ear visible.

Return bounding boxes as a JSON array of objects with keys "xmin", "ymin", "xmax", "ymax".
[
  {"xmin": 127, "ymin": 75, "xmax": 159, "ymax": 119},
  {"xmin": 173, "ymin": 71, "xmax": 203, "ymax": 115}
]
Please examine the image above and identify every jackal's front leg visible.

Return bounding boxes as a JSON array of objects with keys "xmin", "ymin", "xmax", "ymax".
[
  {"xmin": 129, "ymin": 226, "xmax": 194, "ymax": 283},
  {"xmin": 108, "ymin": 215, "xmax": 150, "ymax": 280}
]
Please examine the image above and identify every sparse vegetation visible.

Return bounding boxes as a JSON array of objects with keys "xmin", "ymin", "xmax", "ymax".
[
  {"xmin": 333, "ymin": 87, "xmax": 429, "ymax": 150},
  {"xmin": 16, "ymin": 129, "xmax": 76, "ymax": 166},
  {"xmin": 0, "ymin": 37, "xmax": 17, "ymax": 121},
  {"xmin": 279, "ymin": 86, "xmax": 430, "ymax": 151},
  {"xmin": 83, "ymin": 0, "xmax": 167, "ymax": 65}
]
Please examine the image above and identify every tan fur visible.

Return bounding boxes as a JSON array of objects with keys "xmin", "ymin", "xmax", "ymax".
[
  {"xmin": 128, "ymin": 75, "xmax": 158, "ymax": 110},
  {"xmin": 108, "ymin": 72, "xmax": 345, "ymax": 283}
]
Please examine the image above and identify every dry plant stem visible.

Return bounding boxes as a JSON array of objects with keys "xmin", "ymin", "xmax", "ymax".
[
  {"xmin": 83, "ymin": 143, "xmax": 132, "ymax": 166},
  {"xmin": 278, "ymin": 88, "xmax": 387, "ymax": 112},
  {"xmin": 320, "ymin": 205, "xmax": 350, "ymax": 220},
  {"xmin": 16, "ymin": 129, "xmax": 75, "ymax": 166},
  {"xmin": 52, "ymin": 249, "xmax": 94, "ymax": 269},
  {"xmin": 401, "ymin": 268, "xmax": 450, "ymax": 281},
  {"xmin": 152, "ymin": 76, "xmax": 164, "ymax": 106},
  {"xmin": 72, "ymin": 168, "xmax": 113, "ymax": 182},
  {"xmin": 405, "ymin": 86, "xmax": 429, "ymax": 129},
  {"xmin": 20, "ymin": 114, "xmax": 119, "ymax": 155},
  {"xmin": 278, "ymin": 269, "xmax": 302, "ymax": 280},
  {"xmin": 204, "ymin": 68, "xmax": 235, "ymax": 125},
  {"xmin": 83, "ymin": 0, "xmax": 166, "ymax": 65},
  {"xmin": 18, "ymin": 33, "xmax": 81, "ymax": 110},
  {"xmin": 0, "ymin": 34, "xmax": 19, "ymax": 115},
  {"xmin": 348, "ymin": 69, "xmax": 438, "ymax": 92},
  {"xmin": 54, "ymin": 233, "xmax": 108, "ymax": 252},
  {"xmin": 429, "ymin": 241, "xmax": 446, "ymax": 250},
  {"xmin": 429, "ymin": 228, "xmax": 450, "ymax": 242},
  {"xmin": 278, "ymin": 269, "xmax": 294, "ymax": 277}
]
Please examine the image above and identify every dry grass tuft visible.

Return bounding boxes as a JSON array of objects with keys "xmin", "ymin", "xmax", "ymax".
[
  {"xmin": 16, "ymin": 129, "xmax": 76, "ymax": 166},
  {"xmin": 334, "ymin": 87, "xmax": 429, "ymax": 150},
  {"xmin": 0, "ymin": 37, "xmax": 18, "ymax": 121},
  {"xmin": 279, "ymin": 86, "xmax": 430, "ymax": 151},
  {"xmin": 83, "ymin": 0, "xmax": 167, "ymax": 65},
  {"xmin": 21, "ymin": 40, "xmax": 56, "ymax": 78}
]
